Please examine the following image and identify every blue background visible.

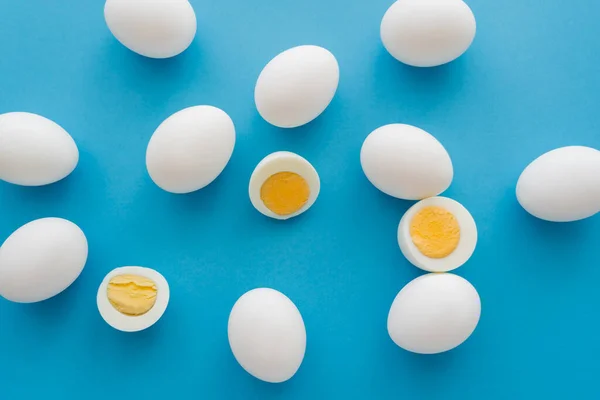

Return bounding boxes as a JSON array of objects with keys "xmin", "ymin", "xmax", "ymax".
[{"xmin": 1, "ymin": 0, "xmax": 599, "ymax": 399}]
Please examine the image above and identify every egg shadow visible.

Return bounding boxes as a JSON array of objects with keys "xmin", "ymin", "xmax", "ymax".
[
  {"xmin": 507, "ymin": 198, "xmax": 597, "ymax": 278},
  {"xmin": 18, "ymin": 276, "xmax": 85, "ymax": 333},
  {"xmin": 0, "ymin": 172, "xmax": 79, "ymax": 210},
  {"xmin": 372, "ymin": 48, "xmax": 471, "ymax": 108}
]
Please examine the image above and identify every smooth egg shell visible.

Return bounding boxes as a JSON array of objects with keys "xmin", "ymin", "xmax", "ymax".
[
  {"xmin": 97, "ymin": 266, "xmax": 170, "ymax": 333},
  {"xmin": 388, "ymin": 273, "xmax": 481, "ymax": 354},
  {"xmin": 104, "ymin": 0, "xmax": 197, "ymax": 59},
  {"xmin": 249, "ymin": 151, "xmax": 320, "ymax": 220},
  {"xmin": 228, "ymin": 288, "xmax": 306, "ymax": 383},
  {"xmin": 0, "ymin": 112, "xmax": 79, "ymax": 186},
  {"xmin": 146, "ymin": 105, "xmax": 236, "ymax": 194},
  {"xmin": 517, "ymin": 146, "xmax": 600, "ymax": 222},
  {"xmin": 0, "ymin": 218, "xmax": 88, "ymax": 303},
  {"xmin": 255, "ymin": 45, "xmax": 339, "ymax": 128},
  {"xmin": 360, "ymin": 124, "xmax": 453, "ymax": 200},
  {"xmin": 381, "ymin": 0, "xmax": 476, "ymax": 67}
]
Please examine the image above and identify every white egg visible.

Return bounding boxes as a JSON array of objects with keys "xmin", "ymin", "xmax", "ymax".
[
  {"xmin": 398, "ymin": 196, "xmax": 477, "ymax": 272},
  {"xmin": 146, "ymin": 105, "xmax": 236, "ymax": 194},
  {"xmin": 97, "ymin": 266, "xmax": 169, "ymax": 333},
  {"xmin": 360, "ymin": 124, "xmax": 453, "ymax": 200},
  {"xmin": 0, "ymin": 112, "xmax": 79, "ymax": 186},
  {"xmin": 255, "ymin": 45, "xmax": 339, "ymax": 128},
  {"xmin": 249, "ymin": 151, "xmax": 320, "ymax": 220},
  {"xmin": 516, "ymin": 146, "xmax": 600, "ymax": 222},
  {"xmin": 381, "ymin": 0, "xmax": 476, "ymax": 67},
  {"xmin": 228, "ymin": 288, "xmax": 306, "ymax": 383},
  {"xmin": 104, "ymin": 0, "xmax": 197, "ymax": 59},
  {"xmin": 388, "ymin": 273, "xmax": 481, "ymax": 354},
  {"xmin": 0, "ymin": 218, "xmax": 88, "ymax": 303}
]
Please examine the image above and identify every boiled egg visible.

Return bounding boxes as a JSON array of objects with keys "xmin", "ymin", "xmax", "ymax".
[
  {"xmin": 146, "ymin": 105, "xmax": 236, "ymax": 194},
  {"xmin": 360, "ymin": 124, "xmax": 453, "ymax": 200},
  {"xmin": 0, "ymin": 218, "xmax": 88, "ymax": 303},
  {"xmin": 104, "ymin": 0, "xmax": 197, "ymax": 59},
  {"xmin": 398, "ymin": 196, "xmax": 477, "ymax": 272},
  {"xmin": 228, "ymin": 288, "xmax": 306, "ymax": 383},
  {"xmin": 0, "ymin": 112, "xmax": 78, "ymax": 186},
  {"xmin": 388, "ymin": 273, "xmax": 481, "ymax": 354},
  {"xmin": 97, "ymin": 266, "xmax": 169, "ymax": 332},
  {"xmin": 381, "ymin": 0, "xmax": 476, "ymax": 67},
  {"xmin": 255, "ymin": 45, "xmax": 339, "ymax": 128},
  {"xmin": 249, "ymin": 151, "xmax": 320, "ymax": 220},
  {"xmin": 517, "ymin": 146, "xmax": 600, "ymax": 222}
]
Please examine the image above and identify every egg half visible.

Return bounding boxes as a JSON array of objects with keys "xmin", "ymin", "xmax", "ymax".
[
  {"xmin": 516, "ymin": 146, "xmax": 600, "ymax": 222},
  {"xmin": 381, "ymin": 0, "xmax": 476, "ymax": 67},
  {"xmin": 249, "ymin": 152, "xmax": 320, "ymax": 220},
  {"xmin": 0, "ymin": 112, "xmax": 79, "ymax": 186},
  {"xmin": 146, "ymin": 105, "xmax": 236, "ymax": 194},
  {"xmin": 398, "ymin": 197, "xmax": 477, "ymax": 272},
  {"xmin": 104, "ymin": 0, "xmax": 197, "ymax": 59},
  {"xmin": 0, "ymin": 218, "xmax": 88, "ymax": 303},
  {"xmin": 360, "ymin": 124, "xmax": 453, "ymax": 200},
  {"xmin": 228, "ymin": 288, "xmax": 306, "ymax": 383},
  {"xmin": 388, "ymin": 273, "xmax": 481, "ymax": 354},
  {"xmin": 97, "ymin": 266, "xmax": 169, "ymax": 332},
  {"xmin": 255, "ymin": 45, "xmax": 339, "ymax": 128}
]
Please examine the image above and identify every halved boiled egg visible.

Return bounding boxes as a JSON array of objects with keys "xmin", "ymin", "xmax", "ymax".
[
  {"xmin": 249, "ymin": 151, "xmax": 320, "ymax": 220},
  {"xmin": 97, "ymin": 266, "xmax": 169, "ymax": 332},
  {"xmin": 398, "ymin": 197, "xmax": 477, "ymax": 272}
]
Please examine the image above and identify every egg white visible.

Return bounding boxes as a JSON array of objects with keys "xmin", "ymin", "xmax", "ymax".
[
  {"xmin": 97, "ymin": 266, "xmax": 169, "ymax": 333},
  {"xmin": 249, "ymin": 152, "xmax": 320, "ymax": 220},
  {"xmin": 398, "ymin": 197, "xmax": 477, "ymax": 272}
]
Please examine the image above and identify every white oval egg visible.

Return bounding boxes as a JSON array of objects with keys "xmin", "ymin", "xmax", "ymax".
[
  {"xmin": 388, "ymin": 273, "xmax": 481, "ymax": 354},
  {"xmin": 97, "ymin": 266, "xmax": 169, "ymax": 332},
  {"xmin": 360, "ymin": 124, "xmax": 453, "ymax": 200},
  {"xmin": 146, "ymin": 105, "xmax": 236, "ymax": 194},
  {"xmin": 0, "ymin": 112, "xmax": 79, "ymax": 186},
  {"xmin": 516, "ymin": 146, "xmax": 600, "ymax": 222},
  {"xmin": 255, "ymin": 45, "xmax": 339, "ymax": 128},
  {"xmin": 398, "ymin": 197, "xmax": 477, "ymax": 272},
  {"xmin": 228, "ymin": 288, "xmax": 306, "ymax": 383},
  {"xmin": 381, "ymin": 0, "xmax": 476, "ymax": 67},
  {"xmin": 104, "ymin": 0, "xmax": 197, "ymax": 59},
  {"xmin": 0, "ymin": 218, "xmax": 88, "ymax": 303},
  {"xmin": 249, "ymin": 151, "xmax": 320, "ymax": 220}
]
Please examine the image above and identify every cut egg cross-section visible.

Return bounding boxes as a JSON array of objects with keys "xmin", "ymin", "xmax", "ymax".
[
  {"xmin": 249, "ymin": 152, "xmax": 320, "ymax": 220},
  {"xmin": 398, "ymin": 197, "xmax": 477, "ymax": 272},
  {"xmin": 97, "ymin": 266, "xmax": 169, "ymax": 332}
]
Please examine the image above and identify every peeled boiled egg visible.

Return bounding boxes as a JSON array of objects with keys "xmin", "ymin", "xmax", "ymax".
[
  {"xmin": 104, "ymin": 0, "xmax": 197, "ymax": 59},
  {"xmin": 97, "ymin": 266, "xmax": 169, "ymax": 332},
  {"xmin": 0, "ymin": 218, "xmax": 88, "ymax": 303},
  {"xmin": 146, "ymin": 105, "xmax": 236, "ymax": 194},
  {"xmin": 0, "ymin": 112, "xmax": 79, "ymax": 186},
  {"xmin": 388, "ymin": 273, "xmax": 481, "ymax": 354},
  {"xmin": 255, "ymin": 45, "xmax": 339, "ymax": 128},
  {"xmin": 381, "ymin": 0, "xmax": 476, "ymax": 67},
  {"xmin": 360, "ymin": 124, "xmax": 453, "ymax": 200},
  {"xmin": 516, "ymin": 146, "xmax": 600, "ymax": 222},
  {"xmin": 228, "ymin": 288, "xmax": 306, "ymax": 383},
  {"xmin": 398, "ymin": 196, "xmax": 477, "ymax": 272},
  {"xmin": 249, "ymin": 151, "xmax": 320, "ymax": 220}
]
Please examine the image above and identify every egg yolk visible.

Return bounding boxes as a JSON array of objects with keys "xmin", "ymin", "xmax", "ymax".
[
  {"xmin": 260, "ymin": 172, "xmax": 310, "ymax": 216},
  {"xmin": 409, "ymin": 206, "xmax": 460, "ymax": 258},
  {"xmin": 107, "ymin": 274, "xmax": 157, "ymax": 316}
]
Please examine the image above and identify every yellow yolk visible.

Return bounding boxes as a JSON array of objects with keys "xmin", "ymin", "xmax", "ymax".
[
  {"xmin": 409, "ymin": 206, "xmax": 460, "ymax": 258},
  {"xmin": 107, "ymin": 274, "xmax": 157, "ymax": 316},
  {"xmin": 260, "ymin": 172, "xmax": 310, "ymax": 216}
]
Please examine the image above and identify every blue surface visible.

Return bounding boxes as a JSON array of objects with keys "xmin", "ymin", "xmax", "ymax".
[{"xmin": 1, "ymin": 0, "xmax": 599, "ymax": 398}]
